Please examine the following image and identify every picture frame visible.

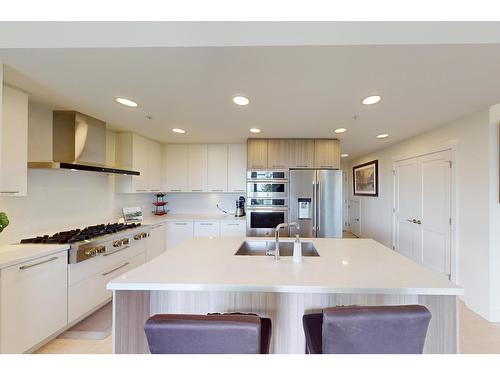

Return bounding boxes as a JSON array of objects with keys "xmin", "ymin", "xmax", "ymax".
[{"xmin": 353, "ymin": 160, "xmax": 379, "ymax": 197}]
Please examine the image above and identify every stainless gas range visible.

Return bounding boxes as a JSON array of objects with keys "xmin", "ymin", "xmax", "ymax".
[{"xmin": 20, "ymin": 223, "xmax": 149, "ymax": 264}]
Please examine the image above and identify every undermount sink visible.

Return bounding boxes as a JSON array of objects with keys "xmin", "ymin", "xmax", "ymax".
[{"xmin": 235, "ymin": 240, "xmax": 320, "ymax": 257}]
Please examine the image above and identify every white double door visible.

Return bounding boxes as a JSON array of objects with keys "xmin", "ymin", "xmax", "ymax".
[{"xmin": 394, "ymin": 150, "xmax": 452, "ymax": 278}]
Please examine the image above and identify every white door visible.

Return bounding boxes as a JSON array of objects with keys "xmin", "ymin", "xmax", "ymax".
[
  {"xmin": 416, "ymin": 151, "xmax": 452, "ymax": 276},
  {"xmin": 394, "ymin": 158, "xmax": 419, "ymax": 261},
  {"xmin": 348, "ymin": 200, "xmax": 361, "ymax": 237},
  {"xmin": 394, "ymin": 150, "xmax": 452, "ymax": 277}
]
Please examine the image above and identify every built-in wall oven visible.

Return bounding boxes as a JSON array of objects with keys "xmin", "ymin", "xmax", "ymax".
[{"xmin": 246, "ymin": 170, "xmax": 289, "ymax": 237}]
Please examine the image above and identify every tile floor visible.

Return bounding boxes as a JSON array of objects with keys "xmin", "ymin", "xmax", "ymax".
[{"xmin": 34, "ymin": 299, "xmax": 500, "ymax": 354}]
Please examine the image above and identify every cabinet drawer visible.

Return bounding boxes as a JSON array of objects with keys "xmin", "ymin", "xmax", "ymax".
[
  {"xmin": 194, "ymin": 221, "xmax": 220, "ymax": 238},
  {"xmin": 69, "ymin": 240, "xmax": 146, "ymax": 286},
  {"xmin": 220, "ymin": 221, "xmax": 246, "ymax": 237},
  {"xmin": 166, "ymin": 221, "xmax": 194, "ymax": 249},
  {"xmin": 1, "ymin": 251, "xmax": 68, "ymax": 353},
  {"xmin": 68, "ymin": 252, "xmax": 145, "ymax": 323}
]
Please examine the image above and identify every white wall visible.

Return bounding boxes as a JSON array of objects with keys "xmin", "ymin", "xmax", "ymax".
[
  {"xmin": 343, "ymin": 109, "xmax": 494, "ymax": 320},
  {"xmin": 488, "ymin": 104, "xmax": 500, "ymax": 321}
]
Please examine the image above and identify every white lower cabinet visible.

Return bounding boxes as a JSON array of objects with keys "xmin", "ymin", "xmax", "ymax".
[
  {"xmin": 68, "ymin": 242, "xmax": 146, "ymax": 324},
  {"xmin": 146, "ymin": 223, "xmax": 166, "ymax": 261},
  {"xmin": 220, "ymin": 221, "xmax": 246, "ymax": 237},
  {"xmin": 194, "ymin": 221, "xmax": 220, "ymax": 238},
  {"xmin": 166, "ymin": 221, "xmax": 194, "ymax": 249},
  {"xmin": 0, "ymin": 251, "xmax": 68, "ymax": 353}
]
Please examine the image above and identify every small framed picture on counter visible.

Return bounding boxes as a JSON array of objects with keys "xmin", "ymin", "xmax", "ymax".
[
  {"xmin": 353, "ymin": 160, "xmax": 379, "ymax": 197},
  {"xmin": 122, "ymin": 207, "xmax": 143, "ymax": 222}
]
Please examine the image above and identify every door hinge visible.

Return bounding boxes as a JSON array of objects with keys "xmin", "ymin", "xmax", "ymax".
[
  {"xmin": 392, "ymin": 245, "xmax": 395, "ymax": 250},
  {"xmin": 448, "ymin": 160, "xmax": 452, "ymax": 168},
  {"xmin": 449, "ymin": 217, "xmax": 452, "ymax": 225},
  {"xmin": 392, "ymin": 169, "xmax": 395, "ymax": 175},
  {"xmin": 392, "ymin": 207, "xmax": 396, "ymax": 213}
]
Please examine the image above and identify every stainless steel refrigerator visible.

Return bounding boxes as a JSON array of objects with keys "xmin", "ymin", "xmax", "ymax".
[{"xmin": 289, "ymin": 169, "xmax": 343, "ymax": 238}]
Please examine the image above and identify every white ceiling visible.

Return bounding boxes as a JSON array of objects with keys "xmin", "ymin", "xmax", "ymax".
[{"xmin": 1, "ymin": 24, "xmax": 500, "ymax": 160}]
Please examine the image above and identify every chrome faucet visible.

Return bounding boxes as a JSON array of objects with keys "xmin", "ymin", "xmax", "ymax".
[{"xmin": 274, "ymin": 222, "xmax": 300, "ymax": 260}]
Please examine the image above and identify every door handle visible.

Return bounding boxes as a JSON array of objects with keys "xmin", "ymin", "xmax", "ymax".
[
  {"xmin": 317, "ymin": 180, "xmax": 321, "ymax": 232},
  {"xmin": 406, "ymin": 219, "xmax": 413, "ymax": 223},
  {"xmin": 416, "ymin": 220, "xmax": 422, "ymax": 225}
]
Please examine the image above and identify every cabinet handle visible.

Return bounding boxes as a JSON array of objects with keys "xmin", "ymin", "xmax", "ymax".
[
  {"xmin": 225, "ymin": 223, "xmax": 240, "ymax": 226},
  {"xmin": 296, "ymin": 165, "xmax": 308, "ymax": 168},
  {"xmin": 150, "ymin": 224, "xmax": 164, "ymax": 228},
  {"xmin": 19, "ymin": 256, "xmax": 58, "ymax": 270},
  {"xmin": 174, "ymin": 222, "xmax": 188, "ymax": 226},
  {"xmin": 102, "ymin": 262, "xmax": 130, "ymax": 276},
  {"xmin": 103, "ymin": 245, "xmax": 130, "ymax": 256},
  {"xmin": 150, "ymin": 190, "xmax": 161, "ymax": 192},
  {"xmin": 135, "ymin": 189, "xmax": 147, "ymax": 192},
  {"xmin": 191, "ymin": 189, "xmax": 203, "ymax": 192},
  {"xmin": 272, "ymin": 165, "xmax": 285, "ymax": 168},
  {"xmin": 170, "ymin": 189, "xmax": 182, "ymax": 192},
  {"xmin": 231, "ymin": 189, "xmax": 245, "ymax": 192},
  {"xmin": 211, "ymin": 190, "xmax": 224, "ymax": 192},
  {"xmin": 199, "ymin": 223, "xmax": 213, "ymax": 226},
  {"xmin": 1, "ymin": 190, "xmax": 20, "ymax": 194},
  {"xmin": 320, "ymin": 166, "xmax": 333, "ymax": 168},
  {"xmin": 252, "ymin": 165, "xmax": 265, "ymax": 168}
]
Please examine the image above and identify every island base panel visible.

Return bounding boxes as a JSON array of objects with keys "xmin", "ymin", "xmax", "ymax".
[{"xmin": 112, "ymin": 290, "xmax": 457, "ymax": 354}]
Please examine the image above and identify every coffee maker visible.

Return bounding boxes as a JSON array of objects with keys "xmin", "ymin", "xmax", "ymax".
[{"xmin": 235, "ymin": 196, "xmax": 246, "ymax": 217}]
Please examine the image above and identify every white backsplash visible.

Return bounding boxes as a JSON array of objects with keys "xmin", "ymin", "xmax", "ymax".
[
  {"xmin": 165, "ymin": 193, "xmax": 245, "ymax": 215},
  {"xmin": 0, "ymin": 169, "xmax": 245, "ymax": 246}
]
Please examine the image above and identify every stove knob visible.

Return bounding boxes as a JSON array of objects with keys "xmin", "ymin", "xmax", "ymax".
[
  {"xmin": 84, "ymin": 248, "xmax": 97, "ymax": 257},
  {"xmin": 96, "ymin": 245, "xmax": 106, "ymax": 254},
  {"xmin": 122, "ymin": 238, "xmax": 129, "ymax": 245},
  {"xmin": 134, "ymin": 234, "xmax": 141, "ymax": 240},
  {"xmin": 113, "ymin": 240, "xmax": 122, "ymax": 247}
]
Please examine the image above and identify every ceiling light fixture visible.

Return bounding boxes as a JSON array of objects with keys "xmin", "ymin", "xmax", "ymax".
[
  {"xmin": 376, "ymin": 133, "xmax": 389, "ymax": 139},
  {"xmin": 334, "ymin": 128, "xmax": 347, "ymax": 134},
  {"xmin": 172, "ymin": 128, "xmax": 186, "ymax": 134},
  {"xmin": 362, "ymin": 95, "xmax": 382, "ymax": 105},
  {"xmin": 233, "ymin": 95, "xmax": 250, "ymax": 106},
  {"xmin": 341, "ymin": 154, "xmax": 349, "ymax": 158},
  {"xmin": 115, "ymin": 97, "xmax": 138, "ymax": 107},
  {"xmin": 249, "ymin": 128, "xmax": 261, "ymax": 134}
]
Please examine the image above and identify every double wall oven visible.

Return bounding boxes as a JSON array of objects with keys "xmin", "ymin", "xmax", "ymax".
[{"xmin": 246, "ymin": 170, "xmax": 289, "ymax": 237}]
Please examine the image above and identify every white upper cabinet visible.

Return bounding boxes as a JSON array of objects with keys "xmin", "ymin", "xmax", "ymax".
[
  {"xmin": 164, "ymin": 144, "xmax": 188, "ymax": 192},
  {"xmin": 188, "ymin": 144, "xmax": 208, "ymax": 192},
  {"xmin": 207, "ymin": 144, "xmax": 228, "ymax": 192},
  {"xmin": 147, "ymin": 140, "xmax": 162, "ymax": 192},
  {"xmin": 115, "ymin": 133, "xmax": 162, "ymax": 193},
  {"xmin": 227, "ymin": 144, "xmax": 246, "ymax": 193},
  {"xmin": 1, "ymin": 84, "xmax": 28, "ymax": 197}
]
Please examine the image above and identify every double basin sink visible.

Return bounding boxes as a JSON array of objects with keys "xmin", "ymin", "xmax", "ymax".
[{"xmin": 235, "ymin": 240, "xmax": 320, "ymax": 257}]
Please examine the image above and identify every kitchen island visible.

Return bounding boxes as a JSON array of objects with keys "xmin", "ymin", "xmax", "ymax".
[{"xmin": 107, "ymin": 237, "xmax": 463, "ymax": 354}]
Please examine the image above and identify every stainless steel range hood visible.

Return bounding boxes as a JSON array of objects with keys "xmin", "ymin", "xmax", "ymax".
[{"xmin": 28, "ymin": 111, "xmax": 140, "ymax": 176}]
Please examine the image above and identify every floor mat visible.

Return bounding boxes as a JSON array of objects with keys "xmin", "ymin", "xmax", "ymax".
[{"xmin": 58, "ymin": 302, "xmax": 112, "ymax": 340}]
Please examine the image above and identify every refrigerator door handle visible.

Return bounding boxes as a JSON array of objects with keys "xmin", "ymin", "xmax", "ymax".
[
  {"xmin": 312, "ymin": 180, "xmax": 316, "ymax": 233},
  {"xmin": 317, "ymin": 180, "xmax": 321, "ymax": 233}
]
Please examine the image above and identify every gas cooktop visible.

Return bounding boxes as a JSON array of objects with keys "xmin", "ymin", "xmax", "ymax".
[{"xmin": 20, "ymin": 222, "xmax": 141, "ymax": 245}]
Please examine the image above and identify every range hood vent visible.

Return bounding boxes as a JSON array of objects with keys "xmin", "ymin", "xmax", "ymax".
[{"xmin": 28, "ymin": 111, "xmax": 140, "ymax": 176}]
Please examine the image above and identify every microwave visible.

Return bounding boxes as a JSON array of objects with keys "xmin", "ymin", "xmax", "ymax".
[{"xmin": 246, "ymin": 208, "xmax": 289, "ymax": 237}]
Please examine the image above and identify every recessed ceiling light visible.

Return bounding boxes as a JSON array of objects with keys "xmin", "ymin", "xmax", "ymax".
[
  {"xmin": 233, "ymin": 95, "xmax": 250, "ymax": 106},
  {"xmin": 376, "ymin": 133, "xmax": 389, "ymax": 139},
  {"xmin": 172, "ymin": 128, "xmax": 186, "ymax": 134},
  {"xmin": 115, "ymin": 97, "xmax": 138, "ymax": 107},
  {"xmin": 249, "ymin": 128, "xmax": 261, "ymax": 134},
  {"xmin": 341, "ymin": 154, "xmax": 349, "ymax": 158},
  {"xmin": 362, "ymin": 95, "xmax": 382, "ymax": 105},
  {"xmin": 334, "ymin": 128, "xmax": 347, "ymax": 134}
]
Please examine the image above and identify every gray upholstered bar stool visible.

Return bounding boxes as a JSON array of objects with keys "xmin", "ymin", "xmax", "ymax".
[
  {"xmin": 144, "ymin": 313, "xmax": 272, "ymax": 354},
  {"xmin": 303, "ymin": 305, "xmax": 432, "ymax": 354}
]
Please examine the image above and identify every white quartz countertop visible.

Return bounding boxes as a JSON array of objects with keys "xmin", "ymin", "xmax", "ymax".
[
  {"xmin": 141, "ymin": 213, "xmax": 246, "ymax": 225},
  {"xmin": 0, "ymin": 243, "xmax": 70, "ymax": 269},
  {"xmin": 107, "ymin": 237, "xmax": 463, "ymax": 296}
]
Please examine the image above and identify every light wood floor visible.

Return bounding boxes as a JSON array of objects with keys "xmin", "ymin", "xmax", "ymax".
[{"xmin": 34, "ymin": 298, "xmax": 500, "ymax": 354}]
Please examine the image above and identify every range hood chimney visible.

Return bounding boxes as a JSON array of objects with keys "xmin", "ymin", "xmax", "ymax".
[{"xmin": 28, "ymin": 111, "xmax": 139, "ymax": 176}]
